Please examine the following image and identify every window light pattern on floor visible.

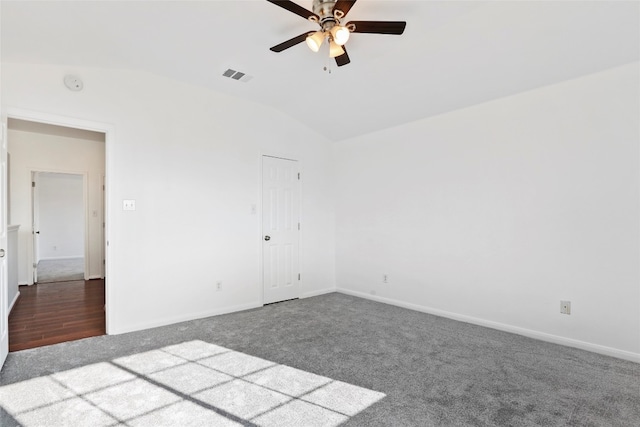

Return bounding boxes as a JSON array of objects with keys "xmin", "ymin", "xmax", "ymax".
[{"xmin": 0, "ymin": 340, "xmax": 385, "ymax": 426}]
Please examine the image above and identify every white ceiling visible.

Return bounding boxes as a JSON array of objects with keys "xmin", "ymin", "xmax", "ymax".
[{"xmin": 2, "ymin": 1, "xmax": 638, "ymax": 142}]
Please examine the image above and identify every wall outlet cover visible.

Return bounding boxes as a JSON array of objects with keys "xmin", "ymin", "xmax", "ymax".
[{"xmin": 123, "ymin": 200, "xmax": 136, "ymax": 211}]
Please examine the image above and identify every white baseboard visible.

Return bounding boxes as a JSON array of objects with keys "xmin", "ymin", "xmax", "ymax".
[
  {"xmin": 301, "ymin": 286, "xmax": 337, "ymax": 299},
  {"xmin": 87, "ymin": 275, "xmax": 103, "ymax": 280},
  {"xmin": 39, "ymin": 256, "xmax": 84, "ymax": 261},
  {"xmin": 109, "ymin": 301, "xmax": 263, "ymax": 335},
  {"xmin": 8, "ymin": 291, "xmax": 20, "ymax": 314},
  {"xmin": 336, "ymin": 287, "xmax": 640, "ymax": 364}
]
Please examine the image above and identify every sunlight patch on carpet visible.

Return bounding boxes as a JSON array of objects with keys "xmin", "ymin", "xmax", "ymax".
[{"xmin": 0, "ymin": 340, "xmax": 385, "ymax": 426}]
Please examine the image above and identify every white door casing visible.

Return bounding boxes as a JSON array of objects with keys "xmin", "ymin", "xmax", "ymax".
[
  {"xmin": 102, "ymin": 175, "xmax": 106, "ymax": 278},
  {"xmin": 31, "ymin": 171, "xmax": 40, "ymax": 283},
  {"xmin": 1, "ymin": 122, "xmax": 9, "ymax": 368},
  {"xmin": 262, "ymin": 156, "xmax": 300, "ymax": 304},
  {"xmin": 6, "ymin": 107, "xmax": 111, "ymax": 333}
]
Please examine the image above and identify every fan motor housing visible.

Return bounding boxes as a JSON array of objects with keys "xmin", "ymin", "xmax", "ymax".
[{"xmin": 313, "ymin": 0, "xmax": 338, "ymax": 24}]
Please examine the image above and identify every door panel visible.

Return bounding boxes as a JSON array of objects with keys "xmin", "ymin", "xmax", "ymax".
[
  {"xmin": 262, "ymin": 156, "xmax": 300, "ymax": 304},
  {"xmin": 31, "ymin": 172, "xmax": 39, "ymax": 283},
  {"xmin": 1, "ymin": 122, "xmax": 8, "ymax": 368}
]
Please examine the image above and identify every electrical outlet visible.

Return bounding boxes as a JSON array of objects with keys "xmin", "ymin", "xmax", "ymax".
[
  {"xmin": 560, "ymin": 300, "xmax": 571, "ymax": 315},
  {"xmin": 382, "ymin": 274, "xmax": 388, "ymax": 284},
  {"xmin": 123, "ymin": 199, "xmax": 136, "ymax": 211},
  {"xmin": 216, "ymin": 281, "xmax": 222, "ymax": 292}
]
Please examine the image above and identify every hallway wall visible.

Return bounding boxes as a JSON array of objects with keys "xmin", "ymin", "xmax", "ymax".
[{"xmin": 37, "ymin": 172, "xmax": 85, "ymax": 260}]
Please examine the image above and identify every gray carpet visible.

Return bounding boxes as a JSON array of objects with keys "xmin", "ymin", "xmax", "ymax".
[
  {"xmin": 1, "ymin": 293, "xmax": 638, "ymax": 426},
  {"xmin": 37, "ymin": 258, "xmax": 84, "ymax": 283}
]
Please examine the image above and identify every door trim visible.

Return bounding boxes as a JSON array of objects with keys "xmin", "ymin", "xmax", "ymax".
[{"xmin": 6, "ymin": 107, "xmax": 114, "ymax": 334}]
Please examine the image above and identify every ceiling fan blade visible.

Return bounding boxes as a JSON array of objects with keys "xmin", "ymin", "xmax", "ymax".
[
  {"xmin": 335, "ymin": 47, "xmax": 351, "ymax": 67},
  {"xmin": 266, "ymin": 0, "xmax": 319, "ymax": 21},
  {"xmin": 333, "ymin": 0, "xmax": 357, "ymax": 18},
  {"xmin": 270, "ymin": 32, "xmax": 311, "ymax": 52},
  {"xmin": 347, "ymin": 21, "xmax": 407, "ymax": 35}
]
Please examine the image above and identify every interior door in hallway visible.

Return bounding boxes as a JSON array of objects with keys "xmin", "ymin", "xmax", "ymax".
[
  {"xmin": 1, "ymin": 122, "xmax": 8, "ymax": 368},
  {"xmin": 31, "ymin": 171, "xmax": 40, "ymax": 283},
  {"xmin": 262, "ymin": 156, "xmax": 300, "ymax": 304}
]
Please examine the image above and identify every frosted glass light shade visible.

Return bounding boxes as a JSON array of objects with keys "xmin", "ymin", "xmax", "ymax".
[
  {"xmin": 331, "ymin": 25, "xmax": 350, "ymax": 45},
  {"xmin": 306, "ymin": 31, "xmax": 325, "ymax": 52},
  {"xmin": 329, "ymin": 40, "xmax": 345, "ymax": 57}
]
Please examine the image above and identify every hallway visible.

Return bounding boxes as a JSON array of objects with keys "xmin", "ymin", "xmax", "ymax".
[
  {"xmin": 8, "ymin": 279, "xmax": 105, "ymax": 352},
  {"xmin": 36, "ymin": 258, "xmax": 85, "ymax": 283}
]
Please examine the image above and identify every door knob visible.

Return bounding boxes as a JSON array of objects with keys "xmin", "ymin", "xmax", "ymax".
[
  {"xmin": 264, "ymin": 236, "xmax": 271, "ymax": 241},
  {"xmin": 0, "ymin": 249, "xmax": 5, "ymax": 258}
]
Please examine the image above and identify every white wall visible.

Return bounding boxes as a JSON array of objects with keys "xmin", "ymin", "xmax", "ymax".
[
  {"xmin": 2, "ymin": 62, "xmax": 336, "ymax": 334},
  {"xmin": 8, "ymin": 128, "xmax": 104, "ymax": 283},
  {"xmin": 333, "ymin": 63, "xmax": 640, "ymax": 360},
  {"xmin": 5, "ymin": 61, "xmax": 635, "ymax": 361},
  {"xmin": 37, "ymin": 172, "xmax": 84, "ymax": 260}
]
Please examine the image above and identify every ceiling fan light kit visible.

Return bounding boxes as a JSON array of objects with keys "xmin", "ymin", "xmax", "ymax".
[
  {"xmin": 329, "ymin": 40, "xmax": 345, "ymax": 58},
  {"xmin": 306, "ymin": 30, "xmax": 325, "ymax": 52},
  {"xmin": 267, "ymin": 0, "xmax": 406, "ymax": 67},
  {"xmin": 330, "ymin": 25, "xmax": 350, "ymax": 45}
]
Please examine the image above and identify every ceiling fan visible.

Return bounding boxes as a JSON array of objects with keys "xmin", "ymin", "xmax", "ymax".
[{"xmin": 267, "ymin": 0, "xmax": 406, "ymax": 67}]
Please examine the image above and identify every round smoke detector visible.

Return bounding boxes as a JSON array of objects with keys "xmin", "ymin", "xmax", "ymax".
[{"xmin": 63, "ymin": 75, "xmax": 83, "ymax": 91}]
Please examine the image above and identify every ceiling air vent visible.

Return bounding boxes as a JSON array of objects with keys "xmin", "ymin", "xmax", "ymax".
[{"xmin": 222, "ymin": 69, "xmax": 253, "ymax": 83}]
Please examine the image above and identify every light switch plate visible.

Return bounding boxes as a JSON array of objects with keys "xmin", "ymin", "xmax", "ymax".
[{"xmin": 123, "ymin": 200, "xmax": 136, "ymax": 211}]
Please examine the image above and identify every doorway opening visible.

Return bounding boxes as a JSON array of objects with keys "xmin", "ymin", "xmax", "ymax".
[
  {"xmin": 32, "ymin": 171, "xmax": 86, "ymax": 283},
  {"xmin": 6, "ymin": 117, "xmax": 107, "ymax": 351}
]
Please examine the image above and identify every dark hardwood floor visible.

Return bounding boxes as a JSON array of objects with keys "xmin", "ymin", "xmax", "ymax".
[{"xmin": 8, "ymin": 279, "xmax": 105, "ymax": 352}]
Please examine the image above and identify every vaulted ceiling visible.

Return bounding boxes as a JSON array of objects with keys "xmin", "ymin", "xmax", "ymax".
[{"xmin": 2, "ymin": 1, "xmax": 638, "ymax": 141}]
